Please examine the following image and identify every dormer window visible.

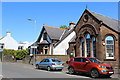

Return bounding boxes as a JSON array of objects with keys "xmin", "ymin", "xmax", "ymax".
[{"xmin": 43, "ymin": 32, "xmax": 47, "ymax": 40}]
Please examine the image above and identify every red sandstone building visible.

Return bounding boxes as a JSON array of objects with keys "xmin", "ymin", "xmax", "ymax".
[{"xmin": 69, "ymin": 9, "xmax": 120, "ymax": 68}]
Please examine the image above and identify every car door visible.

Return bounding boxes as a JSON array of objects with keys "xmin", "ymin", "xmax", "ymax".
[
  {"xmin": 73, "ymin": 58, "xmax": 82, "ymax": 71},
  {"xmin": 43, "ymin": 59, "xmax": 50, "ymax": 69},
  {"xmin": 38, "ymin": 59, "xmax": 46, "ymax": 68},
  {"xmin": 79, "ymin": 58, "xmax": 89, "ymax": 72}
]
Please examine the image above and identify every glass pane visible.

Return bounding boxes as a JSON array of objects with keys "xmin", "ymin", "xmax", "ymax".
[
  {"xmin": 80, "ymin": 38, "xmax": 84, "ymax": 57},
  {"xmin": 86, "ymin": 39, "xmax": 90, "ymax": 57},
  {"xmin": 106, "ymin": 36, "xmax": 113, "ymax": 40},
  {"xmin": 74, "ymin": 58, "xmax": 82, "ymax": 62},
  {"xmin": 106, "ymin": 53, "xmax": 114, "ymax": 57},
  {"xmin": 107, "ymin": 40, "xmax": 113, "ymax": 44},
  {"xmin": 92, "ymin": 37, "xmax": 96, "ymax": 57},
  {"xmin": 107, "ymin": 49, "xmax": 113, "ymax": 53},
  {"xmin": 106, "ymin": 45, "xmax": 113, "ymax": 49},
  {"xmin": 86, "ymin": 34, "xmax": 90, "ymax": 39},
  {"xmin": 52, "ymin": 59, "xmax": 61, "ymax": 62}
]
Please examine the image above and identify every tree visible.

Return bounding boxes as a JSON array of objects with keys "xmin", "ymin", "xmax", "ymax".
[{"xmin": 59, "ymin": 25, "xmax": 69, "ymax": 29}]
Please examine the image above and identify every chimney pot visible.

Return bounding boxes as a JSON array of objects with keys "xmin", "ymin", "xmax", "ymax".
[{"xmin": 6, "ymin": 31, "xmax": 11, "ymax": 36}]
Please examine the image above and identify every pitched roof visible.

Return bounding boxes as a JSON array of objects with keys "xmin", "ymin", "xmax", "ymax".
[
  {"xmin": 87, "ymin": 9, "xmax": 120, "ymax": 33},
  {"xmin": 43, "ymin": 25, "xmax": 67, "ymax": 40},
  {"xmin": 54, "ymin": 28, "xmax": 74, "ymax": 47},
  {"xmin": 39, "ymin": 40, "xmax": 49, "ymax": 44}
]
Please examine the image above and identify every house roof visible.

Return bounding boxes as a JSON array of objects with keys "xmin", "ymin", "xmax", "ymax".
[
  {"xmin": 43, "ymin": 25, "xmax": 67, "ymax": 40},
  {"xmin": 87, "ymin": 9, "xmax": 120, "ymax": 33},
  {"xmin": 54, "ymin": 28, "xmax": 74, "ymax": 47},
  {"xmin": 39, "ymin": 40, "xmax": 49, "ymax": 44}
]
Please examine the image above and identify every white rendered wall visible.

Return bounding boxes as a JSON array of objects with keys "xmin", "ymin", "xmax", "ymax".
[
  {"xmin": 53, "ymin": 31, "xmax": 75, "ymax": 55},
  {"xmin": 18, "ymin": 42, "xmax": 29, "ymax": 50},
  {"xmin": 0, "ymin": 32, "xmax": 18, "ymax": 50}
]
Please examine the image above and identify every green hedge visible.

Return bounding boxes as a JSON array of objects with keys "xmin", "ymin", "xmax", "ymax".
[{"xmin": 3, "ymin": 49, "xmax": 29, "ymax": 60}]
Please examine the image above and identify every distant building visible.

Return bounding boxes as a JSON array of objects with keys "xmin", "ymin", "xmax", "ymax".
[{"xmin": 0, "ymin": 31, "xmax": 29, "ymax": 50}]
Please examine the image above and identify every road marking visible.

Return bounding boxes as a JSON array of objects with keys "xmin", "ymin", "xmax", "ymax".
[{"xmin": 0, "ymin": 75, "xmax": 3, "ymax": 77}]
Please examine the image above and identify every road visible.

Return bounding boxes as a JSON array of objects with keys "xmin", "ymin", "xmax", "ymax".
[{"xmin": 2, "ymin": 62, "xmax": 119, "ymax": 80}]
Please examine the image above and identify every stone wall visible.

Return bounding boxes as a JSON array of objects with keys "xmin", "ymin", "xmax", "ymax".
[
  {"xmin": 23, "ymin": 55, "xmax": 70, "ymax": 64},
  {"xmin": 3, "ymin": 55, "xmax": 16, "ymax": 62},
  {"xmin": 36, "ymin": 55, "xmax": 70, "ymax": 63}
]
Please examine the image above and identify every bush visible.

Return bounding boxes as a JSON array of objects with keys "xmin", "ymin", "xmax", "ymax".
[
  {"xmin": 15, "ymin": 50, "xmax": 29, "ymax": 60},
  {"xmin": 3, "ymin": 49, "xmax": 15, "ymax": 56},
  {"xmin": 3, "ymin": 49, "xmax": 29, "ymax": 60}
]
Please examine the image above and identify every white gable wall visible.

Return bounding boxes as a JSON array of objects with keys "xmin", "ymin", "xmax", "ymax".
[
  {"xmin": 0, "ymin": 32, "xmax": 18, "ymax": 50},
  {"xmin": 53, "ymin": 31, "xmax": 75, "ymax": 55}
]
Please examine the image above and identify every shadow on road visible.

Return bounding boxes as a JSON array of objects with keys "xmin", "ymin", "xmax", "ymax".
[{"xmin": 66, "ymin": 72, "xmax": 113, "ymax": 80}]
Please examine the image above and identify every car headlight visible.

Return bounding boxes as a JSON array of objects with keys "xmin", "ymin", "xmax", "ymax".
[
  {"xmin": 98, "ymin": 65, "xmax": 106, "ymax": 69},
  {"xmin": 101, "ymin": 70, "xmax": 107, "ymax": 72}
]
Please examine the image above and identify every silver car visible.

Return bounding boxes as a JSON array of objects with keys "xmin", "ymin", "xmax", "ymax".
[{"xmin": 36, "ymin": 58, "xmax": 64, "ymax": 71}]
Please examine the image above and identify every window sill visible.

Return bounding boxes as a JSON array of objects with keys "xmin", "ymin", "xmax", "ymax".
[{"xmin": 104, "ymin": 59, "xmax": 116, "ymax": 61}]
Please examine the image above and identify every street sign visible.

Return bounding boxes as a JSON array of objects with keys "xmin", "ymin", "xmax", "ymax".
[
  {"xmin": 31, "ymin": 46, "xmax": 37, "ymax": 48},
  {"xmin": 0, "ymin": 50, "xmax": 3, "ymax": 52}
]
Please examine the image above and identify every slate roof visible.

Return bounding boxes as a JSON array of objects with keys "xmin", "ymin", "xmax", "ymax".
[
  {"xmin": 87, "ymin": 9, "xmax": 120, "ymax": 33},
  {"xmin": 44, "ymin": 25, "xmax": 67, "ymax": 40},
  {"xmin": 54, "ymin": 28, "xmax": 74, "ymax": 47},
  {"xmin": 30, "ymin": 42, "xmax": 38, "ymax": 46},
  {"xmin": 39, "ymin": 40, "xmax": 49, "ymax": 44}
]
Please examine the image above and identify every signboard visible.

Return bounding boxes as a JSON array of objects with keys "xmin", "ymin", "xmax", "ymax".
[
  {"xmin": 31, "ymin": 46, "xmax": 37, "ymax": 48},
  {"xmin": 0, "ymin": 50, "xmax": 3, "ymax": 52}
]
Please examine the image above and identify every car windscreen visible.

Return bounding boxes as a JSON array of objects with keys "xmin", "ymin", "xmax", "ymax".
[
  {"xmin": 88, "ymin": 58, "xmax": 101, "ymax": 63},
  {"xmin": 52, "ymin": 59, "xmax": 61, "ymax": 62}
]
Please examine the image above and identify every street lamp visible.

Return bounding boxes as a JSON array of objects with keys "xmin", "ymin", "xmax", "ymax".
[{"xmin": 28, "ymin": 18, "xmax": 37, "ymax": 67}]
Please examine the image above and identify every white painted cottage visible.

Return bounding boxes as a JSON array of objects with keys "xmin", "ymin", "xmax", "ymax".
[
  {"xmin": 0, "ymin": 32, "xmax": 29, "ymax": 50},
  {"xmin": 31, "ymin": 22, "xmax": 76, "ymax": 55}
]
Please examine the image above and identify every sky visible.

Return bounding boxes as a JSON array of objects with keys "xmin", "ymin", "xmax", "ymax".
[{"xmin": 1, "ymin": 2, "xmax": 119, "ymax": 44}]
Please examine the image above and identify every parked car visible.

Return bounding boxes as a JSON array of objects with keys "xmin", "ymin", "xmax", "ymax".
[
  {"xmin": 36, "ymin": 58, "xmax": 64, "ymax": 71},
  {"xmin": 68, "ymin": 57, "xmax": 114, "ymax": 78}
]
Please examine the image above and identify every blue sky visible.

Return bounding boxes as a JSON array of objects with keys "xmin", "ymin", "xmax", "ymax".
[{"xmin": 2, "ymin": 2, "xmax": 118, "ymax": 43}]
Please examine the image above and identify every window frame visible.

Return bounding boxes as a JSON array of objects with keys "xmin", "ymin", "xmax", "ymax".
[{"xmin": 105, "ymin": 36, "xmax": 114, "ymax": 59}]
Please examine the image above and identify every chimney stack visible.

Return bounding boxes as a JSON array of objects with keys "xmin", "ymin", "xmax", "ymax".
[{"xmin": 69, "ymin": 22, "xmax": 75, "ymax": 29}]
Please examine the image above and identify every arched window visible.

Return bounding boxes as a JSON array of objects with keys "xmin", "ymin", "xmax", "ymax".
[
  {"xmin": 80, "ymin": 38, "xmax": 84, "ymax": 57},
  {"xmin": 85, "ymin": 33, "xmax": 90, "ymax": 57},
  {"xmin": 105, "ymin": 36, "xmax": 114, "ymax": 59},
  {"xmin": 92, "ymin": 37, "xmax": 96, "ymax": 57}
]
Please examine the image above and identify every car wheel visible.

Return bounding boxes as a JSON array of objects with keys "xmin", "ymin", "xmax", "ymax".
[
  {"xmin": 36, "ymin": 64, "xmax": 39, "ymax": 69},
  {"xmin": 47, "ymin": 66, "xmax": 51, "ymax": 71},
  {"xmin": 90, "ymin": 69, "xmax": 99, "ymax": 78},
  {"xmin": 68, "ymin": 67, "xmax": 75, "ymax": 74}
]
